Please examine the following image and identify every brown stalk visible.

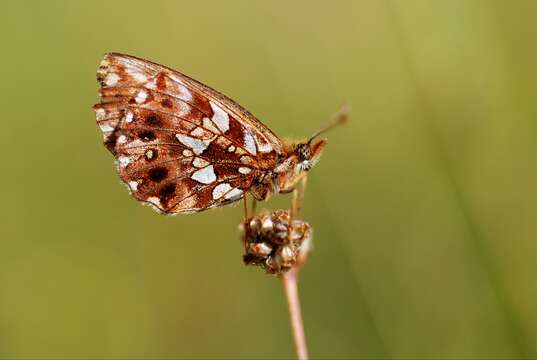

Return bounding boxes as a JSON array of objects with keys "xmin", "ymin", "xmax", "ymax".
[
  {"xmin": 281, "ymin": 267, "xmax": 308, "ymax": 360},
  {"xmin": 282, "ymin": 180, "xmax": 309, "ymax": 360}
]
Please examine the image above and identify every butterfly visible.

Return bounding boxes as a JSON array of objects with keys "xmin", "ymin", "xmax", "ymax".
[{"xmin": 93, "ymin": 53, "xmax": 343, "ymax": 214}]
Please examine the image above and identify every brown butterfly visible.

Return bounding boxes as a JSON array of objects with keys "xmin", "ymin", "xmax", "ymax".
[{"xmin": 93, "ymin": 53, "xmax": 343, "ymax": 214}]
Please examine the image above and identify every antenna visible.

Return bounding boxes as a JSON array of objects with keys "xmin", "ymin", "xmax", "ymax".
[{"xmin": 308, "ymin": 103, "xmax": 350, "ymax": 144}]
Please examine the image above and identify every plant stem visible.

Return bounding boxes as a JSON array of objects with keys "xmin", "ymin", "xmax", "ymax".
[{"xmin": 281, "ymin": 268, "xmax": 308, "ymax": 360}]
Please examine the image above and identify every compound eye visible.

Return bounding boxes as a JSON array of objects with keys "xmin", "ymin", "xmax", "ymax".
[{"xmin": 297, "ymin": 144, "xmax": 312, "ymax": 161}]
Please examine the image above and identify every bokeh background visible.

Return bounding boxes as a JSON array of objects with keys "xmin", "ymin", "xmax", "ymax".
[{"xmin": 2, "ymin": 0, "xmax": 537, "ymax": 358}]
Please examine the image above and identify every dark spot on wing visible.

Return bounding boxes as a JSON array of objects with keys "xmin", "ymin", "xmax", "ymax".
[
  {"xmin": 139, "ymin": 130, "xmax": 156, "ymax": 141},
  {"xmin": 148, "ymin": 167, "xmax": 168, "ymax": 182},
  {"xmin": 146, "ymin": 114, "xmax": 161, "ymax": 125},
  {"xmin": 161, "ymin": 98, "xmax": 173, "ymax": 108},
  {"xmin": 159, "ymin": 182, "xmax": 176, "ymax": 206},
  {"xmin": 161, "ymin": 183, "xmax": 175, "ymax": 197},
  {"xmin": 156, "ymin": 73, "xmax": 167, "ymax": 91}
]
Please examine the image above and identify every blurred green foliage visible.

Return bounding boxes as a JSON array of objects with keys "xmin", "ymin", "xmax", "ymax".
[{"xmin": 1, "ymin": 0, "xmax": 537, "ymax": 358}]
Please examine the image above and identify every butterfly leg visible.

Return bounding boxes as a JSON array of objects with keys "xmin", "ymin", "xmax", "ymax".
[
  {"xmin": 296, "ymin": 175, "xmax": 308, "ymax": 220},
  {"xmin": 242, "ymin": 194, "xmax": 250, "ymax": 251},
  {"xmin": 287, "ymin": 187, "xmax": 300, "ymax": 244},
  {"xmin": 243, "ymin": 194, "xmax": 250, "ymax": 223},
  {"xmin": 251, "ymin": 198, "xmax": 257, "ymax": 217},
  {"xmin": 287, "ymin": 174, "xmax": 309, "ymax": 247}
]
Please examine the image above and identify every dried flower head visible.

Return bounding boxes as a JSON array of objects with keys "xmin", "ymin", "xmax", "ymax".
[{"xmin": 240, "ymin": 209, "xmax": 312, "ymax": 274}]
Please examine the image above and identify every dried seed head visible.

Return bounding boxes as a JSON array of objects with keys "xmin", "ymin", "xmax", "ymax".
[
  {"xmin": 261, "ymin": 217, "xmax": 274, "ymax": 232},
  {"xmin": 249, "ymin": 242, "xmax": 273, "ymax": 257},
  {"xmin": 241, "ymin": 209, "xmax": 312, "ymax": 274},
  {"xmin": 249, "ymin": 217, "xmax": 262, "ymax": 231}
]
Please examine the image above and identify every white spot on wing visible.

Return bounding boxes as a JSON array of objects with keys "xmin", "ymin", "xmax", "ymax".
[
  {"xmin": 191, "ymin": 165, "xmax": 216, "ymax": 184},
  {"xmin": 147, "ymin": 196, "xmax": 161, "ymax": 207},
  {"xmin": 203, "ymin": 117, "xmax": 221, "ymax": 134},
  {"xmin": 128, "ymin": 181, "xmax": 138, "ymax": 191},
  {"xmin": 99, "ymin": 123, "xmax": 114, "ymax": 132},
  {"xmin": 178, "ymin": 84, "xmax": 192, "ymax": 102},
  {"xmin": 238, "ymin": 167, "xmax": 251, "ymax": 175},
  {"xmin": 104, "ymin": 72, "xmax": 120, "ymax": 86},
  {"xmin": 209, "ymin": 101, "xmax": 230, "ymax": 133},
  {"xmin": 95, "ymin": 108, "xmax": 106, "ymax": 121},
  {"xmin": 257, "ymin": 141, "xmax": 273, "ymax": 153},
  {"xmin": 228, "ymin": 145, "xmax": 236, "ymax": 153},
  {"xmin": 182, "ymin": 149, "xmax": 193, "ymax": 157},
  {"xmin": 240, "ymin": 156, "xmax": 254, "ymax": 165},
  {"xmin": 117, "ymin": 135, "xmax": 127, "ymax": 144},
  {"xmin": 192, "ymin": 157, "xmax": 210, "ymax": 168},
  {"xmin": 224, "ymin": 188, "xmax": 243, "ymax": 200},
  {"xmin": 135, "ymin": 90, "xmax": 147, "ymax": 104},
  {"xmin": 145, "ymin": 149, "xmax": 154, "ymax": 159},
  {"xmin": 190, "ymin": 127, "xmax": 205, "ymax": 137},
  {"xmin": 176, "ymin": 134, "xmax": 212, "ymax": 155},
  {"xmin": 212, "ymin": 183, "xmax": 232, "ymax": 200},
  {"xmin": 244, "ymin": 131, "xmax": 257, "ymax": 155},
  {"xmin": 125, "ymin": 111, "xmax": 134, "ymax": 123},
  {"xmin": 118, "ymin": 156, "xmax": 131, "ymax": 168},
  {"xmin": 131, "ymin": 72, "xmax": 148, "ymax": 83},
  {"xmin": 176, "ymin": 102, "xmax": 190, "ymax": 117}
]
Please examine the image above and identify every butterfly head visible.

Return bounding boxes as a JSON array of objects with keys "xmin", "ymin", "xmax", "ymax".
[
  {"xmin": 294, "ymin": 103, "xmax": 349, "ymax": 173},
  {"xmin": 295, "ymin": 139, "xmax": 327, "ymax": 172},
  {"xmin": 269, "ymin": 138, "xmax": 326, "ymax": 195},
  {"xmin": 274, "ymin": 104, "xmax": 349, "ymax": 192}
]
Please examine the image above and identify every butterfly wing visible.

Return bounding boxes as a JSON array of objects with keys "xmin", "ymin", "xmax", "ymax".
[{"xmin": 93, "ymin": 53, "xmax": 281, "ymax": 213}]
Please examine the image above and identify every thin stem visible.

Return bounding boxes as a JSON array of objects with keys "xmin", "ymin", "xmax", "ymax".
[
  {"xmin": 297, "ymin": 175, "xmax": 308, "ymax": 219},
  {"xmin": 281, "ymin": 268, "xmax": 308, "ymax": 360}
]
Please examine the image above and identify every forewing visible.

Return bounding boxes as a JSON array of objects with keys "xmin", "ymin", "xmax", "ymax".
[{"xmin": 93, "ymin": 53, "xmax": 280, "ymax": 213}]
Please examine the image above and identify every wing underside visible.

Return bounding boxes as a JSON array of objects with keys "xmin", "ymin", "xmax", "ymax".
[{"xmin": 94, "ymin": 53, "xmax": 280, "ymax": 213}]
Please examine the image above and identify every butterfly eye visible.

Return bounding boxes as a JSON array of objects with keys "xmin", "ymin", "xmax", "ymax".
[{"xmin": 296, "ymin": 143, "xmax": 312, "ymax": 162}]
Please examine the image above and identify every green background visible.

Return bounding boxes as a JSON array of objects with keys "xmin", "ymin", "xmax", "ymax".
[{"xmin": 2, "ymin": 0, "xmax": 537, "ymax": 358}]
